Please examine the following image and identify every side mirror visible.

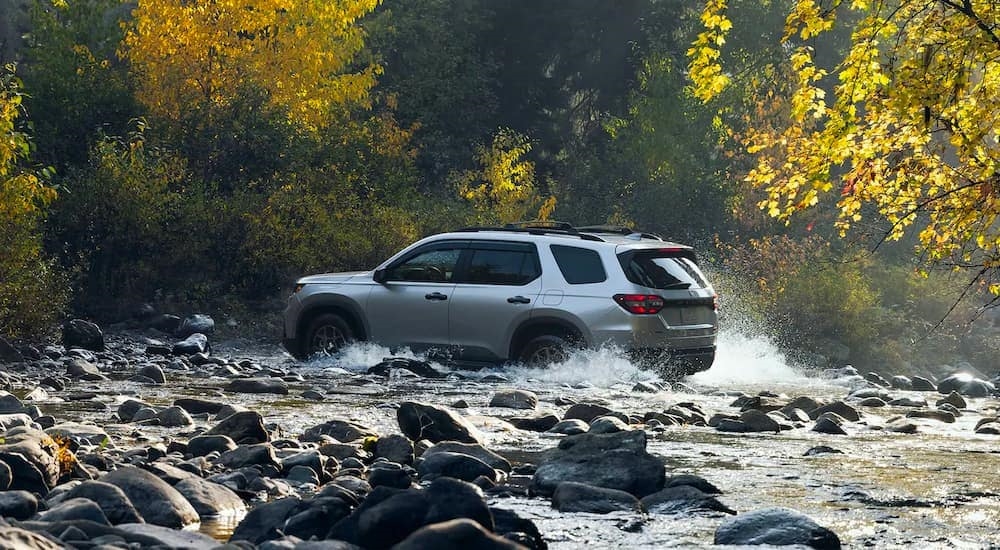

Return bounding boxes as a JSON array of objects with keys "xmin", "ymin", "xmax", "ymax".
[{"xmin": 373, "ymin": 268, "xmax": 387, "ymax": 284}]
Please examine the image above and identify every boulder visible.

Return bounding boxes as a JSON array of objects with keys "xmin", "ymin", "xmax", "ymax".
[
  {"xmin": 174, "ymin": 398, "xmax": 225, "ymax": 415},
  {"xmin": 422, "ymin": 442, "xmax": 511, "ymax": 473},
  {"xmin": 397, "ymin": 402, "xmax": 482, "ymax": 444},
  {"xmin": 809, "ymin": 401, "xmax": 860, "ymax": 422},
  {"xmin": 115, "ymin": 523, "xmax": 220, "ymax": 550},
  {"xmin": 0, "ymin": 490, "xmax": 38, "ymax": 520},
  {"xmin": 65, "ymin": 358, "xmax": 106, "ymax": 381},
  {"xmin": 0, "ymin": 428, "xmax": 61, "ymax": 493},
  {"xmin": 0, "ymin": 526, "xmax": 64, "ymax": 550},
  {"xmin": 302, "ymin": 419, "xmax": 378, "ymax": 443},
  {"xmin": 226, "ymin": 378, "xmax": 289, "ymax": 395},
  {"xmin": 230, "ymin": 496, "xmax": 303, "ymax": 545},
  {"xmin": 552, "ymin": 481, "xmax": 640, "ymax": 513},
  {"xmin": 489, "ymin": 390, "xmax": 538, "ymax": 410},
  {"xmin": 172, "ymin": 333, "xmax": 209, "ymax": 355},
  {"xmin": 937, "ymin": 373, "xmax": 995, "ymax": 397},
  {"xmin": 739, "ymin": 409, "xmax": 781, "ymax": 433},
  {"xmin": 174, "ymin": 476, "xmax": 247, "ymax": 517},
  {"xmin": 589, "ymin": 416, "xmax": 629, "ymax": 434},
  {"xmin": 393, "ymin": 518, "xmax": 524, "ymax": 550},
  {"xmin": 36, "ymin": 497, "xmax": 110, "ymax": 525},
  {"xmin": 101, "ymin": 466, "xmax": 200, "ymax": 528},
  {"xmin": 137, "ymin": 364, "xmax": 166, "ymax": 384},
  {"xmin": 62, "ymin": 319, "xmax": 105, "ymax": 352},
  {"xmin": 531, "ymin": 430, "xmax": 664, "ymax": 498},
  {"xmin": 714, "ymin": 507, "xmax": 841, "ymax": 549},
  {"xmin": 176, "ymin": 314, "xmax": 215, "ymax": 338},
  {"xmin": 156, "ymin": 406, "xmax": 194, "ymax": 427},
  {"xmin": 64, "ymin": 480, "xmax": 144, "ymax": 524},
  {"xmin": 911, "ymin": 376, "xmax": 937, "ymax": 391},
  {"xmin": 563, "ymin": 403, "xmax": 616, "ymax": 423},
  {"xmin": 640, "ymin": 485, "xmax": 735, "ymax": 514},
  {"xmin": 547, "ymin": 419, "xmax": 589, "ymax": 435},
  {"xmin": 374, "ymin": 434, "xmax": 414, "ymax": 465},
  {"xmin": 217, "ymin": 443, "xmax": 280, "ymax": 469},
  {"xmin": 204, "ymin": 410, "xmax": 269, "ymax": 444},
  {"xmin": 508, "ymin": 414, "xmax": 559, "ymax": 432},
  {"xmin": 417, "ymin": 451, "xmax": 497, "ymax": 483}
]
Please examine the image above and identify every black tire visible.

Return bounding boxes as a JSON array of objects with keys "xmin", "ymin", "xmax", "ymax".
[
  {"xmin": 518, "ymin": 334, "xmax": 573, "ymax": 367},
  {"xmin": 303, "ymin": 313, "xmax": 355, "ymax": 358}
]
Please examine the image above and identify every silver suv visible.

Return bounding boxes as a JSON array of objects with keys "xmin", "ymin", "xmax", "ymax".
[{"xmin": 282, "ymin": 223, "xmax": 718, "ymax": 376}]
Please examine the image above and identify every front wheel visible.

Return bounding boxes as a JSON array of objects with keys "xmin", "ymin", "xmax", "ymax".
[
  {"xmin": 303, "ymin": 313, "xmax": 355, "ymax": 359},
  {"xmin": 518, "ymin": 334, "xmax": 574, "ymax": 367}
]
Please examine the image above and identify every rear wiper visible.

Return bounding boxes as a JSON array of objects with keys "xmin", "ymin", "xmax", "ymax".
[{"xmin": 661, "ymin": 282, "xmax": 692, "ymax": 289}]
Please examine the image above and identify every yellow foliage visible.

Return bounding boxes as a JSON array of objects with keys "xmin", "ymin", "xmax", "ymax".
[
  {"xmin": 122, "ymin": 0, "xmax": 382, "ymax": 130},
  {"xmin": 690, "ymin": 0, "xmax": 1000, "ymax": 291}
]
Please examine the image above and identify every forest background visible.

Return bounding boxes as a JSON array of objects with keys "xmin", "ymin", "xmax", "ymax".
[{"xmin": 1, "ymin": 0, "xmax": 998, "ymax": 375}]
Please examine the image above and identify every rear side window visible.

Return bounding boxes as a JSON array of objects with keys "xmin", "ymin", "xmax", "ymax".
[
  {"xmin": 463, "ymin": 248, "xmax": 541, "ymax": 285},
  {"xmin": 551, "ymin": 245, "xmax": 606, "ymax": 284},
  {"xmin": 622, "ymin": 251, "xmax": 708, "ymax": 290}
]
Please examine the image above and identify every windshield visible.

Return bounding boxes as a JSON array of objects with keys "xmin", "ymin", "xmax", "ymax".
[{"xmin": 621, "ymin": 251, "xmax": 708, "ymax": 290}]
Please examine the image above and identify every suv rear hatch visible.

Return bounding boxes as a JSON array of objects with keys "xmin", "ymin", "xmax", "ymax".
[{"xmin": 616, "ymin": 247, "xmax": 716, "ymax": 327}]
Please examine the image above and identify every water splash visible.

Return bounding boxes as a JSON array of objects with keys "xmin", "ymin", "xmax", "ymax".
[
  {"xmin": 690, "ymin": 329, "xmax": 808, "ymax": 386},
  {"xmin": 503, "ymin": 345, "xmax": 659, "ymax": 388}
]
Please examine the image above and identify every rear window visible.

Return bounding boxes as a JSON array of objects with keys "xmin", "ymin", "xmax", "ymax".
[
  {"xmin": 551, "ymin": 245, "xmax": 607, "ymax": 284},
  {"xmin": 621, "ymin": 251, "xmax": 708, "ymax": 290}
]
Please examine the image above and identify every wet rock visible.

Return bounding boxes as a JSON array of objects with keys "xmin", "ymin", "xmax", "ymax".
[
  {"xmin": 509, "ymin": 414, "xmax": 559, "ymax": 432},
  {"xmin": 302, "ymin": 419, "xmax": 378, "ymax": 443},
  {"xmin": 37, "ymin": 497, "xmax": 110, "ymax": 525},
  {"xmin": 890, "ymin": 375, "xmax": 913, "ymax": 390},
  {"xmin": 489, "ymin": 390, "xmax": 538, "ymax": 410},
  {"xmin": 809, "ymin": 401, "xmax": 860, "ymax": 422},
  {"xmin": 63, "ymin": 480, "xmax": 144, "ymax": 524},
  {"xmin": 172, "ymin": 333, "xmax": 209, "ymax": 355},
  {"xmin": 174, "ymin": 398, "xmax": 225, "ymax": 415},
  {"xmin": 279, "ymin": 498, "xmax": 354, "ymax": 542},
  {"xmin": 552, "ymin": 481, "xmax": 640, "ymax": 513},
  {"xmin": 227, "ymin": 377, "xmax": 289, "ymax": 395},
  {"xmin": 23, "ymin": 387, "xmax": 49, "ymax": 401},
  {"xmin": 739, "ymin": 409, "xmax": 781, "ymax": 433},
  {"xmin": 0, "ymin": 428, "xmax": 61, "ymax": 493},
  {"xmin": 547, "ymin": 419, "xmax": 589, "ymax": 435},
  {"xmin": 0, "ymin": 393, "xmax": 27, "ymax": 415},
  {"xmin": 887, "ymin": 397, "xmax": 926, "ymax": 408},
  {"xmin": 864, "ymin": 372, "xmax": 890, "ymax": 387},
  {"xmin": 137, "ymin": 364, "xmax": 166, "ymax": 384},
  {"xmin": 47, "ymin": 422, "xmax": 112, "ymax": 446},
  {"xmin": 910, "ymin": 375, "xmax": 937, "ymax": 391},
  {"xmin": 563, "ymin": 403, "xmax": 618, "ymax": 423},
  {"xmin": 640, "ymin": 484, "xmax": 735, "ymax": 515},
  {"xmin": 397, "ymin": 402, "xmax": 482, "ymax": 444},
  {"xmin": 812, "ymin": 416, "xmax": 847, "ymax": 435},
  {"xmin": 858, "ymin": 397, "xmax": 887, "ymax": 408},
  {"xmin": 65, "ymin": 358, "xmax": 106, "ymax": 381},
  {"xmin": 938, "ymin": 403, "xmax": 961, "ymax": 417},
  {"xmin": 156, "ymin": 406, "xmax": 194, "ymax": 427},
  {"xmin": 714, "ymin": 418, "xmax": 747, "ymax": 433},
  {"xmin": 589, "ymin": 415, "xmax": 629, "ymax": 434},
  {"xmin": 417, "ymin": 451, "xmax": 497, "ymax": 483},
  {"xmin": 368, "ymin": 357, "xmax": 447, "ymax": 378},
  {"xmin": 531, "ymin": 430, "xmax": 665, "ymax": 498},
  {"xmin": 0, "ymin": 490, "xmax": 38, "ymax": 519},
  {"xmin": 0, "ymin": 526, "xmax": 64, "ymax": 550},
  {"xmin": 0, "ymin": 459, "xmax": 10, "ymax": 490},
  {"xmin": 115, "ymin": 523, "xmax": 220, "ymax": 549},
  {"xmin": 422, "ymin": 442, "xmax": 511, "ymax": 473},
  {"xmin": 632, "ymin": 381, "xmax": 660, "ymax": 393},
  {"xmin": 714, "ymin": 507, "xmax": 841, "ymax": 549},
  {"xmin": 205, "ymin": 410, "xmax": 269, "ymax": 444},
  {"xmin": 302, "ymin": 389, "xmax": 326, "ymax": 401},
  {"xmin": 218, "ymin": 443, "xmax": 280, "ymax": 469},
  {"xmin": 101, "ymin": 466, "xmax": 199, "ymax": 528},
  {"xmin": 780, "ymin": 396, "xmax": 821, "ymax": 416},
  {"xmin": 804, "ymin": 446, "xmax": 844, "ymax": 456},
  {"xmin": 491, "ymin": 507, "xmax": 546, "ymax": 550},
  {"xmin": 175, "ymin": 314, "xmax": 215, "ymax": 338},
  {"xmin": 393, "ymin": 518, "xmax": 523, "ymax": 550},
  {"xmin": 975, "ymin": 419, "xmax": 1000, "ymax": 435},
  {"xmin": 906, "ymin": 409, "xmax": 956, "ymax": 423},
  {"xmin": 937, "ymin": 391, "xmax": 967, "ymax": 409},
  {"xmin": 886, "ymin": 420, "xmax": 918, "ymax": 434},
  {"xmin": 663, "ymin": 474, "xmax": 721, "ymax": 494},
  {"xmin": 230, "ymin": 496, "xmax": 303, "ymax": 544},
  {"xmin": 117, "ymin": 399, "xmax": 148, "ymax": 422},
  {"xmin": 287, "ymin": 464, "xmax": 321, "ymax": 485},
  {"xmin": 63, "ymin": 319, "xmax": 105, "ymax": 352},
  {"xmin": 937, "ymin": 374, "xmax": 995, "ymax": 397},
  {"xmin": 368, "ymin": 464, "xmax": 413, "ymax": 489},
  {"xmin": 0, "ymin": 337, "xmax": 23, "ymax": 362},
  {"xmin": 174, "ymin": 476, "xmax": 247, "ymax": 517}
]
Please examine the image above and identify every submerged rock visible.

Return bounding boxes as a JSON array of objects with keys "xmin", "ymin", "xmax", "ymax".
[
  {"xmin": 489, "ymin": 390, "xmax": 538, "ymax": 410},
  {"xmin": 531, "ymin": 430, "xmax": 665, "ymax": 498},
  {"xmin": 640, "ymin": 484, "xmax": 735, "ymax": 515},
  {"xmin": 552, "ymin": 481, "xmax": 640, "ymax": 513},
  {"xmin": 714, "ymin": 507, "xmax": 841, "ymax": 549}
]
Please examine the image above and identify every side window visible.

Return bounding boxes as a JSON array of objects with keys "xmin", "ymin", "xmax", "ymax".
[
  {"xmin": 550, "ymin": 245, "xmax": 607, "ymax": 284},
  {"xmin": 464, "ymin": 248, "xmax": 541, "ymax": 285},
  {"xmin": 386, "ymin": 248, "xmax": 461, "ymax": 282}
]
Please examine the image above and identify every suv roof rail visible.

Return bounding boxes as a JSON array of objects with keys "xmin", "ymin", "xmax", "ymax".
[
  {"xmin": 504, "ymin": 220, "xmax": 575, "ymax": 231},
  {"xmin": 576, "ymin": 224, "xmax": 664, "ymax": 241},
  {"xmin": 456, "ymin": 224, "xmax": 605, "ymax": 242}
]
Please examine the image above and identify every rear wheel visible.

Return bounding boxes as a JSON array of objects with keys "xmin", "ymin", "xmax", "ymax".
[
  {"xmin": 304, "ymin": 313, "xmax": 355, "ymax": 358},
  {"xmin": 518, "ymin": 334, "xmax": 573, "ymax": 367}
]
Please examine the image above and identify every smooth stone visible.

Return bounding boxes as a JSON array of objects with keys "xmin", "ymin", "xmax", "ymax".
[
  {"xmin": 62, "ymin": 319, "xmax": 105, "ymax": 352},
  {"xmin": 302, "ymin": 419, "xmax": 378, "ymax": 443},
  {"xmin": 174, "ymin": 476, "xmax": 247, "ymax": 517},
  {"xmin": 546, "ymin": 419, "xmax": 589, "ymax": 435},
  {"xmin": 739, "ymin": 409, "xmax": 781, "ymax": 433},
  {"xmin": 812, "ymin": 417, "xmax": 847, "ymax": 435},
  {"xmin": 137, "ymin": 364, "xmax": 166, "ymax": 384},
  {"xmin": 46, "ymin": 422, "xmax": 112, "ymax": 446},
  {"xmin": 552, "ymin": 481, "xmax": 641, "ymax": 513},
  {"xmin": 890, "ymin": 375, "xmax": 913, "ymax": 390},
  {"xmin": 664, "ymin": 474, "xmax": 722, "ymax": 494},
  {"xmin": 65, "ymin": 358, "xmax": 107, "ymax": 380},
  {"xmin": 204, "ymin": 410, "xmax": 269, "ymax": 444},
  {"xmin": 488, "ymin": 390, "xmax": 538, "ymax": 410},
  {"xmin": 0, "ymin": 459, "xmax": 10, "ymax": 490},
  {"xmin": 392, "ymin": 518, "xmax": 522, "ymax": 550},
  {"xmin": 64, "ymin": 480, "xmax": 144, "ymax": 525},
  {"xmin": 906, "ymin": 409, "xmax": 956, "ymax": 423},
  {"xmin": 417, "ymin": 451, "xmax": 497, "ymax": 483},
  {"xmin": 368, "ymin": 357, "xmax": 447, "ymax": 378},
  {"xmin": 116, "ymin": 523, "xmax": 219, "ymax": 550},
  {"xmin": 809, "ymin": 401, "xmax": 860, "ymax": 422},
  {"xmin": 176, "ymin": 314, "xmax": 215, "ymax": 338},
  {"xmin": 397, "ymin": 402, "xmax": 482, "ymax": 444},
  {"xmin": 0, "ymin": 526, "xmax": 64, "ymax": 550},
  {"xmin": 101, "ymin": 467, "xmax": 200, "ymax": 528},
  {"xmin": 156, "ymin": 406, "xmax": 194, "ymax": 427},
  {"xmin": 36, "ymin": 497, "xmax": 110, "ymax": 525},
  {"xmin": 714, "ymin": 507, "xmax": 840, "ymax": 549},
  {"xmin": 230, "ymin": 496, "xmax": 303, "ymax": 545},
  {"xmin": 117, "ymin": 399, "xmax": 148, "ymax": 422},
  {"xmin": 910, "ymin": 376, "xmax": 937, "ymax": 391},
  {"xmin": 218, "ymin": 443, "xmax": 280, "ymax": 469},
  {"xmin": 374, "ymin": 434, "xmax": 414, "ymax": 465},
  {"xmin": 531, "ymin": 430, "xmax": 664, "ymax": 498},
  {"xmin": 227, "ymin": 378, "xmax": 289, "ymax": 395},
  {"xmin": 279, "ymin": 497, "xmax": 353, "ymax": 542},
  {"xmin": 562, "ymin": 403, "xmax": 617, "ymax": 423},
  {"xmin": 0, "ymin": 490, "xmax": 39, "ymax": 519},
  {"xmin": 640, "ymin": 484, "xmax": 735, "ymax": 514},
  {"xmin": 422, "ymin": 442, "xmax": 511, "ymax": 473},
  {"xmin": 172, "ymin": 333, "xmax": 209, "ymax": 355},
  {"xmin": 936, "ymin": 391, "xmax": 967, "ymax": 409},
  {"xmin": 887, "ymin": 397, "xmax": 926, "ymax": 408},
  {"xmin": 173, "ymin": 398, "xmax": 225, "ymax": 415},
  {"xmin": 589, "ymin": 415, "xmax": 629, "ymax": 434},
  {"xmin": 508, "ymin": 414, "xmax": 559, "ymax": 432}
]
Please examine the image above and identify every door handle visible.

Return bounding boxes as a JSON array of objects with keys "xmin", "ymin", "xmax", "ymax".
[
  {"xmin": 425, "ymin": 292, "xmax": 448, "ymax": 301},
  {"xmin": 507, "ymin": 296, "xmax": 531, "ymax": 304}
]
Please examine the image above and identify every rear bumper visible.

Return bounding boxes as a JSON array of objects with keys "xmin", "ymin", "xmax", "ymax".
[
  {"xmin": 628, "ymin": 346, "xmax": 716, "ymax": 375},
  {"xmin": 282, "ymin": 337, "xmax": 302, "ymax": 358}
]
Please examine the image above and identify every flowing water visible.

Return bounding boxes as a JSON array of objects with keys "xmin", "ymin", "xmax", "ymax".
[{"xmin": 57, "ymin": 328, "xmax": 1000, "ymax": 548}]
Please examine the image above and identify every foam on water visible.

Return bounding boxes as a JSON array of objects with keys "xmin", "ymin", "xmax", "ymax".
[
  {"xmin": 501, "ymin": 345, "xmax": 660, "ymax": 388},
  {"xmin": 690, "ymin": 329, "xmax": 809, "ymax": 386}
]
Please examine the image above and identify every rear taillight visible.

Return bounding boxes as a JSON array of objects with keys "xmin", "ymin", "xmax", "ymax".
[
  {"xmin": 614, "ymin": 294, "xmax": 665, "ymax": 314},
  {"xmin": 713, "ymin": 293, "xmax": 718, "ymax": 311}
]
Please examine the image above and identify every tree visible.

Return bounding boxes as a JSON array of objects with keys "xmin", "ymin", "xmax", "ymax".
[
  {"xmin": 690, "ymin": 0, "xmax": 1000, "ymax": 296},
  {"xmin": 122, "ymin": 0, "xmax": 382, "ymax": 130}
]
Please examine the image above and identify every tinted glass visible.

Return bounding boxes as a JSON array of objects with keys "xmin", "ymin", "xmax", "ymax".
[
  {"xmin": 387, "ymin": 248, "xmax": 461, "ymax": 282},
  {"xmin": 464, "ymin": 249, "xmax": 540, "ymax": 285},
  {"xmin": 623, "ymin": 252, "xmax": 708, "ymax": 289},
  {"xmin": 550, "ymin": 245, "xmax": 607, "ymax": 284}
]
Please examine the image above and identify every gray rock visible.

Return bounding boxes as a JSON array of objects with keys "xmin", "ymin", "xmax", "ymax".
[
  {"xmin": 417, "ymin": 451, "xmax": 497, "ymax": 483},
  {"xmin": 176, "ymin": 314, "xmax": 215, "ymax": 338},
  {"xmin": 46, "ymin": 422, "xmax": 111, "ymax": 446},
  {"xmin": 287, "ymin": 465, "xmax": 320, "ymax": 485},
  {"xmin": 0, "ymin": 526, "xmax": 64, "ymax": 550},
  {"xmin": 563, "ymin": 403, "xmax": 616, "ymax": 423},
  {"xmin": 887, "ymin": 420, "xmax": 918, "ymax": 433},
  {"xmin": 589, "ymin": 415, "xmax": 629, "ymax": 434},
  {"xmin": 117, "ymin": 399, "xmax": 149, "ymax": 422},
  {"xmin": 156, "ymin": 406, "xmax": 194, "ymax": 427},
  {"xmin": 116, "ymin": 523, "xmax": 219, "ymax": 550},
  {"xmin": 906, "ymin": 409, "xmax": 956, "ymax": 423},
  {"xmin": 632, "ymin": 381, "xmax": 660, "ymax": 393},
  {"xmin": 230, "ymin": 496, "xmax": 303, "ymax": 544},
  {"xmin": 715, "ymin": 418, "xmax": 747, "ymax": 433},
  {"xmin": 809, "ymin": 401, "xmax": 860, "ymax": 422},
  {"xmin": 0, "ymin": 459, "xmax": 9, "ymax": 490},
  {"xmin": 0, "ymin": 428, "xmax": 61, "ymax": 493},
  {"xmin": 227, "ymin": 377, "xmax": 289, "ymax": 395},
  {"xmin": 937, "ymin": 391, "xmax": 967, "ymax": 409},
  {"xmin": 739, "ymin": 409, "xmax": 781, "ymax": 433},
  {"xmin": 392, "ymin": 518, "xmax": 521, "ymax": 550},
  {"xmin": 205, "ymin": 410, "xmax": 269, "ymax": 444},
  {"xmin": 36, "ymin": 497, "xmax": 110, "ymax": 525},
  {"xmin": 509, "ymin": 414, "xmax": 559, "ymax": 432},
  {"xmin": 137, "ymin": 364, "xmax": 166, "ymax": 384},
  {"xmin": 66, "ymin": 358, "xmax": 106, "ymax": 381},
  {"xmin": 174, "ymin": 476, "xmax": 247, "ymax": 517},
  {"xmin": 489, "ymin": 390, "xmax": 538, "ymax": 410},
  {"xmin": 302, "ymin": 419, "xmax": 378, "ymax": 443},
  {"xmin": 890, "ymin": 376, "xmax": 913, "ymax": 390},
  {"xmin": 172, "ymin": 333, "xmax": 209, "ymax": 355},
  {"xmin": 422, "ymin": 442, "xmax": 511, "ymax": 473},
  {"xmin": 62, "ymin": 319, "xmax": 105, "ymax": 352},
  {"xmin": 101, "ymin": 466, "xmax": 200, "ymax": 528},
  {"xmin": 374, "ymin": 434, "xmax": 414, "ymax": 465},
  {"xmin": 552, "ymin": 481, "xmax": 641, "ymax": 513},
  {"xmin": 0, "ymin": 490, "xmax": 38, "ymax": 519},
  {"xmin": 531, "ymin": 430, "xmax": 665, "ymax": 498},
  {"xmin": 0, "ymin": 393, "xmax": 26, "ymax": 414},
  {"xmin": 174, "ymin": 398, "xmax": 225, "ymax": 415},
  {"xmin": 641, "ymin": 484, "xmax": 735, "ymax": 514},
  {"xmin": 218, "ymin": 443, "xmax": 280, "ymax": 469},
  {"xmin": 937, "ymin": 374, "xmax": 995, "ymax": 397},
  {"xmin": 911, "ymin": 376, "xmax": 937, "ymax": 391},
  {"xmin": 397, "ymin": 402, "xmax": 482, "ymax": 444},
  {"xmin": 887, "ymin": 397, "xmax": 926, "ymax": 408},
  {"xmin": 64, "ymin": 480, "xmax": 144, "ymax": 524},
  {"xmin": 547, "ymin": 419, "xmax": 589, "ymax": 435},
  {"xmin": 714, "ymin": 507, "xmax": 841, "ymax": 549},
  {"xmin": 812, "ymin": 417, "xmax": 847, "ymax": 435},
  {"xmin": 664, "ymin": 474, "xmax": 722, "ymax": 494}
]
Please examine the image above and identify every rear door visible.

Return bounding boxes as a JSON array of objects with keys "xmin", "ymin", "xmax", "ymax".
[
  {"xmin": 448, "ymin": 241, "xmax": 542, "ymax": 362},
  {"xmin": 618, "ymin": 249, "xmax": 717, "ymax": 328}
]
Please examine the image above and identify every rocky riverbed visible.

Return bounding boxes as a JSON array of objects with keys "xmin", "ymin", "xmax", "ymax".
[{"xmin": 1, "ymin": 317, "xmax": 1000, "ymax": 549}]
